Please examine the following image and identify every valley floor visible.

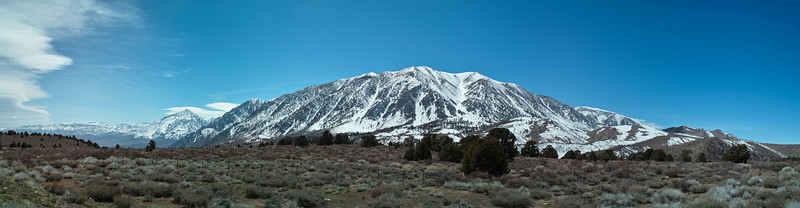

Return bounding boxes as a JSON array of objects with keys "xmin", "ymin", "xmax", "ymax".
[{"xmin": 1, "ymin": 145, "xmax": 799, "ymax": 207}]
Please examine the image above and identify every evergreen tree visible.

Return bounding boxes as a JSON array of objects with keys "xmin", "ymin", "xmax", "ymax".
[
  {"xmin": 541, "ymin": 145, "xmax": 559, "ymax": 158},
  {"xmin": 462, "ymin": 137, "xmax": 509, "ymax": 176},
  {"xmin": 438, "ymin": 143, "xmax": 464, "ymax": 163},
  {"xmin": 722, "ymin": 144, "xmax": 750, "ymax": 163},
  {"xmin": 598, "ymin": 149, "xmax": 619, "ymax": 161},
  {"xmin": 679, "ymin": 149, "xmax": 693, "ymax": 162},
  {"xmin": 586, "ymin": 151, "xmax": 598, "ymax": 161},
  {"xmin": 403, "ymin": 147, "xmax": 416, "ymax": 161},
  {"xmin": 562, "ymin": 150, "xmax": 580, "ymax": 160},
  {"xmin": 419, "ymin": 134, "xmax": 437, "ymax": 151},
  {"xmin": 459, "ymin": 135, "xmax": 481, "ymax": 149},
  {"xmin": 360, "ymin": 135, "xmax": 379, "ymax": 147},
  {"xmin": 434, "ymin": 135, "xmax": 453, "ymax": 152},
  {"xmin": 642, "ymin": 149, "xmax": 654, "ymax": 161},
  {"xmin": 115, "ymin": 144, "xmax": 121, "ymax": 149},
  {"xmin": 146, "ymin": 140, "xmax": 156, "ymax": 152},
  {"xmin": 520, "ymin": 140, "xmax": 539, "ymax": 157},
  {"xmin": 415, "ymin": 141, "xmax": 432, "ymax": 160},
  {"xmin": 294, "ymin": 135, "xmax": 310, "ymax": 147},
  {"xmin": 318, "ymin": 130, "xmax": 334, "ymax": 146},
  {"xmin": 333, "ymin": 133, "xmax": 351, "ymax": 144},
  {"xmin": 277, "ymin": 138, "xmax": 293, "ymax": 145},
  {"xmin": 651, "ymin": 149, "xmax": 667, "ymax": 161},
  {"xmin": 10, "ymin": 141, "xmax": 17, "ymax": 148},
  {"xmin": 0, "ymin": 137, "xmax": 2, "ymax": 150},
  {"xmin": 695, "ymin": 153, "xmax": 707, "ymax": 163},
  {"xmin": 487, "ymin": 128, "xmax": 518, "ymax": 158}
]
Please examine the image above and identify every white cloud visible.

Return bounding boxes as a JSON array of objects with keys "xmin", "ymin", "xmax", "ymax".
[
  {"xmin": 164, "ymin": 102, "xmax": 241, "ymax": 120},
  {"xmin": 0, "ymin": 0, "xmax": 136, "ymax": 128},
  {"xmin": 162, "ymin": 68, "xmax": 191, "ymax": 78}
]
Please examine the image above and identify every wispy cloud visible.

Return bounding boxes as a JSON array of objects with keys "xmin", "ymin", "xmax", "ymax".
[
  {"xmin": 164, "ymin": 102, "xmax": 240, "ymax": 120},
  {"xmin": 0, "ymin": 0, "xmax": 137, "ymax": 128},
  {"xmin": 162, "ymin": 68, "xmax": 191, "ymax": 78}
]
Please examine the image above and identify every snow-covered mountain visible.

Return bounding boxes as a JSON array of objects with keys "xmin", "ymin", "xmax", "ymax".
[
  {"xmin": 13, "ymin": 110, "xmax": 206, "ymax": 147},
  {"xmin": 171, "ymin": 66, "xmax": 650, "ymax": 148},
  {"xmin": 135, "ymin": 109, "xmax": 207, "ymax": 140}
]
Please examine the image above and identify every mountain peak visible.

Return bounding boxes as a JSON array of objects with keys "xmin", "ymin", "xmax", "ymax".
[{"xmin": 174, "ymin": 109, "xmax": 195, "ymax": 116}]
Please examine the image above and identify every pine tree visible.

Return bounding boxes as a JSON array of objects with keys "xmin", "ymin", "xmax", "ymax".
[
  {"xmin": 665, "ymin": 154, "xmax": 674, "ymax": 162},
  {"xmin": 439, "ymin": 143, "xmax": 464, "ymax": 163},
  {"xmin": 541, "ymin": 145, "xmax": 559, "ymax": 158},
  {"xmin": 360, "ymin": 135, "xmax": 379, "ymax": 147},
  {"xmin": 403, "ymin": 147, "xmax": 416, "ymax": 161},
  {"xmin": 587, "ymin": 151, "xmax": 598, "ymax": 161},
  {"xmin": 146, "ymin": 140, "xmax": 156, "ymax": 151},
  {"xmin": 487, "ymin": 128, "xmax": 518, "ymax": 158},
  {"xmin": 598, "ymin": 149, "xmax": 619, "ymax": 161},
  {"xmin": 462, "ymin": 137, "xmax": 509, "ymax": 176},
  {"xmin": 459, "ymin": 135, "xmax": 480, "ymax": 149},
  {"xmin": 318, "ymin": 130, "xmax": 334, "ymax": 146},
  {"xmin": 520, "ymin": 140, "xmax": 539, "ymax": 157},
  {"xmin": 333, "ymin": 133, "xmax": 351, "ymax": 144},
  {"xmin": 115, "ymin": 144, "xmax": 121, "ymax": 149},
  {"xmin": 651, "ymin": 149, "xmax": 667, "ymax": 161},
  {"xmin": 277, "ymin": 138, "xmax": 293, "ymax": 145},
  {"xmin": 562, "ymin": 150, "xmax": 580, "ymax": 160},
  {"xmin": 294, "ymin": 135, "xmax": 310, "ymax": 147},
  {"xmin": 434, "ymin": 135, "xmax": 453, "ymax": 152},
  {"xmin": 415, "ymin": 141, "xmax": 432, "ymax": 160},
  {"xmin": 722, "ymin": 144, "xmax": 750, "ymax": 163}
]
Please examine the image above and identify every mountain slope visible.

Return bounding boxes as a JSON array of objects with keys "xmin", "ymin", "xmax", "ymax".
[
  {"xmin": 135, "ymin": 109, "xmax": 207, "ymax": 140},
  {"xmin": 172, "ymin": 66, "xmax": 647, "ymax": 148}
]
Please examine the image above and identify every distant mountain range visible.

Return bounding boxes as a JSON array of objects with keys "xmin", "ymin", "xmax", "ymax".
[
  {"xmin": 10, "ymin": 67, "xmax": 798, "ymax": 161},
  {"xmin": 12, "ymin": 109, "xmax": 206, "ymax": 148}
]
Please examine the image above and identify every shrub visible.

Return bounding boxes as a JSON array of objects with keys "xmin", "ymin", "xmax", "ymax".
[
  {"xmin": 64, "ymin": 189, "xmax": 87, "ymax": 204},
  {"xmin": 722, "ymin": 144, "xmax": 750, "ymax": 163},
  {"xmin": 370, "ymin": 193, "xmax": 410, "ymax": 208},
  {"xmin": 519, "ymin": 140, "xmax": 539, "ymax": 157},
  {"xmin": 45, "ymin": 182, "xmax": 66, "ymax": 195},
  {"xmin": 598, "ymin": 149, "xmax": 619, "ymax": 161},
  {"xmin": 173, "ymin": 189, "xmax": 210, "ymax": 207},
  {"xmin": 361, "ymin": 135, "xmax": 380, "ymax": 147},
  {"xmin": 285, "ymin": 189, "xmax": 326, "ymax": 208},
  {"xmin": 462, "ymin": 137, "xmax": 509, "ymax": 176},
  {"xmin": 124, "ymin": 181, "xmax": 176, "ymax": 198},
  {"xmin": 371, "ymin": 184, "xmax": 405, "ymax": 198},
  {"xmin": 86, "ymin": 184, "xmax": 122, "ymax": 202},
  {"xmin": 679, "ymin": 149, "xmax": 693, "ymax": 162},
  {"xmin": 695, "ymin": 153, "xmax": 707, "ymax": 162},
  {"xmin": 113, "ymin": 196, "xmax": 135, "ymax": 208},
  {"xmin": 685, "ymin": 196, "xmax": 727, "ymax": 208},
  {"xmin": 490, "ymin": 188, "xmax": 532, "ymax": 208},
  {"xmin": 601, "ymin": 193, "xmax": 636, "ymax": 208},
  {"xmin": 562, "ymin": 150, "xmax": 580, "ymax": 160},
  {"xmin": 652, "ymin": 188, "xmax": 684, "ymax": 205},
  {"xmin": 245, "ymin": 186, "xmax": 274, "ymax": 199},
  {"xmin": 439, "ymin": 143, "xmax": 464, "ymax": 163}
]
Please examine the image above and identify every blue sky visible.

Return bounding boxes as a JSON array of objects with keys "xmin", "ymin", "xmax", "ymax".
[{"xmin": 1, "ymin": 0, "xmax": 798, "ymax": 144}]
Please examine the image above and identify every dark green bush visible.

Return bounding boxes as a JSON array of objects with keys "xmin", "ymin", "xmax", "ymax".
[
  {"xmin": 541, "ymin": 145, "xmax": 559, "ymax": 158},
  {"xmin": 334, "ymin": 133, "xmax": 351, "ymax": 144},
  {"xmin": 361, "ymin": 135, "xmax": 380, "ymax": 147},
  {"xmin": 318, "ymin": 130, "xmax": 334, "ymax": 146},
  {"xmin": 462, "ymin": 137, "xmax": 509, "ymax": 176},
  {"xmin": 520, "ymin": 140, "xmax": 539, "ymax": 157},
  {"xmin": 722, "ymin": 144, "xmax": 750, "ymax": 163},
  {"xmin": 487, "ymin": 128, "xmax": 518, "ymax": 158},
  {"xmin": 295, "ymin": 135, "xmax": 310, "ymax": 146},
  {"xmin": 404, "ymin": 147, "xmax": 416, "ymax": 161},
  {"xmin": 439, "ymin": 143, "xmax": 464, "ymax": 163}
]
